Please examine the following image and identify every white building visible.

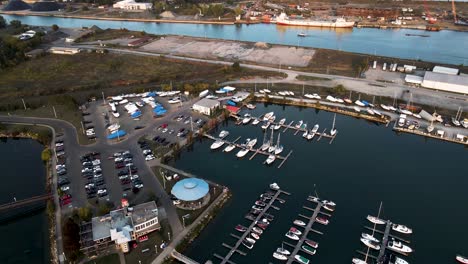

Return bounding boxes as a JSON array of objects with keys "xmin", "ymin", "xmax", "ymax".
[
  {"xmin": 193, "ymin": 98, "xmax": 220, "ymax": 116},
  {"xmin": 432, "ymin": 66, "xmax": 459, "ymax": 76},
  {"xmin": 421, "ymin": 71, "xmax": 468, "ymax": 94},
  {"xmin": 113, "ymin": 0, "xmax": 152, "ymax": 10},
  {"xmin": 49, "ymin": 47, "xmax": 81, "ymax": 55}
]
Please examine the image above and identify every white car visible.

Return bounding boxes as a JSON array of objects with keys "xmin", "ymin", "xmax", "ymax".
[
  {"xmin": 97, "ymin": 189, "xmax": 107, "ymax": 195},
  {"xmin": 145, "ymin": 155, "xmax": 155, "ymax": 161},
  {"xmin": 92, "ymin": 159, "xmax": 101, "ymax": 165},
  {"xmin": 114, "ymin": 157, "xmax": 123, "ymax": 162},
  {"xmin": 60, "ymin": 186, "xmax": 70, "ymax": 191},
  {"xmin": 143, "ymin": 149, "xmax": 152, "ymax": 155},
  {"xmin": 130, "ymin": 175, "xmax": 139, "ymax": 180},
  {"xmin": 134, "ymin": 184, "xmax": 144, "ymax": 189}
]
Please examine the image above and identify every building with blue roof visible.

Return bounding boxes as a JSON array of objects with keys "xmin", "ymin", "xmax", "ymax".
[{"xmin": 171, "ymin": 178, "xmax": 211, "ymax": 210}]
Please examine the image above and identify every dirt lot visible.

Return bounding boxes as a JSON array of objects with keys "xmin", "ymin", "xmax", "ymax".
[{"xmin": 140, "ymin": 36, "xmax": 316, "ymax": 67}]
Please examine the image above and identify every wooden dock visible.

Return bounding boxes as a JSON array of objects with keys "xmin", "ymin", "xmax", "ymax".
[
  {"xmin": 377, "ymin": 220, "xmax": 392, "ymax": 260},
  {"xmin": 215, "ymin": 189, "xmax": 289, "ymax": 264},
  {"xmin": 393, "ymin": 124, "xmax": 467, "ymax": 146},
  {"xmin": 364, "ymin": 226, "xmax": 410, "ymax": 243}
]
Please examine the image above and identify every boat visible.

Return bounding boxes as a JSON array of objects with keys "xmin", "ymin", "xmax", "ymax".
[
  {"xmin": 367, "ymin": 215, "xmax": 385, "ymax": 225},
  {"xmin": 261, "ymin": 122, "xmax": 270, "ymax": 130},
  {"xmin": 223, "ymin": 144, "xmax": 235, "ymax": 153},
  {"xmin": 304, "ymin": 94, "xmax": 314, "ymax": 99},
  {"xmin": 344, "ymin": 98, "xmax": 353, "ymax": 104},
  {"xmin": 245, "ymin": 237, "xmax": 256, "ymax": 244},
  {"xmin": 260, "ymin": 131, "xmax": 270, "ymax": 151},
  {"xmin": 306, "ymin": 130, "xmax": 315, "ymax": 140},
  {"xmin": 252, "ymin": 205, "xmax": 263, "ymax": 211},
  {"xmin": 461, "ymin": 118, "xmax": 468, "ymax": 128},
  {"xmin": 305, "ymin": 240, "xmax": 318, "ymax": 248},
  {"xmin": 311, "ymin": 124, "xmax": 319, "ymax": 134},
  {"xmin": 252, "ymin": 227, "xmax": 263, "ymax": 234},
  {"xmin": 302, "ymin": 129, "xmax": 309, "ymax": 138},
  {"xmin": 251, "ymin": 232, "xmax": 260, "ymax": 240},
  {"xmin": 285, "ymin": 231, "xmax": 299, "ymax": 240},
  {"xmin": 352, "ymin": 258, "xmax": 368, "ymax": 264},
  {"xmin": 360, "ymin": 238, "xmax": 380, "ymax": 250},
  {"xmin": 301, "ymin": 123, "xmax": 307, "ymax": 130},
  {"xmin": 307, "ymin": 196, "xmax": 319, "ymax": 202},
  {"xmin": 289, "ymin": 227, "xmax": 302, "ymax": 236},
  {"xmin": 295, "ymin": 120, "xmax": 303, "ymax": 129},
  {"xmin": 273, "ymin": 252, "xmax": 287, "ymax": 261},
  {"xmin": 456, "ymin": 255, "xmax": 468, "ymax": 264},
  {"xmin": 277, "ymin": 243, "xmax": 290, "ymax": 255},
  {"xmin": 265, "ymin": 155, "xmax": 276, "ymax": 165},
  {"xmin": 270, "ymin": 182, "xmax": 280, "ymax": 190},
  {"xmin": 107, "ymin": 130, "xmax": 126, "ymax": 140},
  {"xmin": 361, "ymin": 233, "xmax": 379, "ymax": 243},
  {"xmin": 236, "ymin": 148, "xmax": 249, "ymax": 158},
  {"xmin": 387, "ymin": 240, "xmax": 413, "ymax": 254},
  {"xmin": 277, "ymin": 12, "xmax": 354, "ymax": 28},
  {"xmin": 242, "ymin": 114, "xmax": 252, "ymax": 124},
  {"xmin": 294, "ymin": 254, "xmax": 310, "ymax": 264},
  {"xmin": 323, "ymin": 203, "xmax": 335, "ymax": 212},
  {"xmin": 373, "ymin": 110, "xmax": 382, "ymax": 116},
  {"xmin": 326, "ymin": 95, "xmax": 337, "ymax": 102},
  {"xmin": 293, "ymin": 220, "xmax": 306, "ymax": 226},
  {"xmin": 366, "ymin": 108, "xmax": 375, "ymax": 115},
  {"xmin": 247, "ymin": 138, "xmax": 257, "ymax": 148},
  {"xmin": 316, "ymin": 216, "xmax": 329, "ymax": 225},
  {"xmin": 392, "ymin": 224, "xmax": 413, "ymax": 234},
  {"xmin": 401, "ymin": 109, "xmax": 413, "ymax": 115},
  {"xmin": 330, "ymin": 113, "xmax": 337, "ymax": 136},
  {"xmin": 298, "ymin": 32, "xmax": 307, "ymax": 37},
  {"xmin": 263, "ymin": 112, "xmax": 274, "ymax": 121},
  {"xmin": 354, "ymin": 106, "xmax": 361, "ymax": 113},
  {"xmin": 380, "ymin": 104, "xmax": 391, "ymax": 111},
  {"xmin": 242, "ymin": 240, "xmax": 253, "ymax": 249},
  {"xmin": 413, "ymin": 113, "xmax": 422, "ymax": 119},
  {"xmin": 395, "ymin": 257, "xmax": 409, "ymax": 264},
  {"xmin": 235, "ymin": 225, "xmax": 247, "ymax": 232},
  {"xmin": 210, "ymin": 140, "xmax": 225, "ymax": 150},
  {"xmin": 355, "ymin": 100, "xmax": 366, "ymax": 107},
  {"xmin": 257, "ymin": 223, "xmax": 268, "ymax": 230},
  {"xmin": 279, "ymin": 91, "xmax": 287, "ymax": 96},
  {"xmin": 452, "ymin": 117, "xmax": 461, "ymax": 126},
  {"xmin": 107, "ymin": 123, "xmax": 120, "ymax": 132},
  {"xmin": 219, "ymin": 130, "xmax": 229, "ymax": 138},
  {"xmin": 274, "ymin": 135, "xmax": 284, "ymax": 155},
  {"xmin": 273, "ymin": 123, "xmax": 281, "ymax": 130},
  {"xmin": 264, "ymin": 89, "xmax": 271, "ymax": 93},
  {"xmin": 335, "ymin": 97, "xmax": 344, "ymax": 103},
  {"xmin": 427, "ymin": 123, "xmax": 435, "ymax": 132},
  {"xmin": 252, "ymin": 118, "xmax": 260, "ymax": 125},
  {"xmin": 279, "ymin": 118, "xmax": 286, "ymax": 125},
  {"xmin": 246, "ymin": 103, "xmax": 256, "ymax": 110},
  {"xmin": 301, "ymin": 245, "xmax": 316, "ymax": 255},
  {"xmin": 322, "ymin": 200, "xmax": 336, "ymax": 206}
]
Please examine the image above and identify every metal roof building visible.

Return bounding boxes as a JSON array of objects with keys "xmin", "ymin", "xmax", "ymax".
[
  {"xmin": 193, "ymin": 98, "xmax": 220, "ymax": 116},
  {"xmin": 421, "ymin": 71, "xmax": 468, "ymax": 94},
  {"xmin": 171, "ymin": 178, "xmax": 209, "ymax": 202}
]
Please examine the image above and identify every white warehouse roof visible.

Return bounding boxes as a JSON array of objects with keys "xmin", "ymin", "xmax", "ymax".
[
  {"xmin": 405, "ymin": 74, "xmax": 423, "ymax": 84},
  {"xmin": 422, "ymin": 71, "xmax": 468, "ymax": 94},
  {"xmin": 433, "ymin": 66, "xmax": 459, "ymax": 75},
  {"xmin": 194, "ymin": 98, "xmax": 220, "ymax": 108}
]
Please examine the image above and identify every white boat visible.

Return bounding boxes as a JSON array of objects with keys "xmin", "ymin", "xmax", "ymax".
[
  {"xmin": 304, "ymin": 94, "xmax": 314, "ymax": 99},
  {"xmin": 252, "ymin": 227, "xmax": 263, "ymax": 234},
  {"xmin": 298, "ymin": 32, "xmax": 307, "ymax": 37},
  {"xmin": 223, "ymin": 144, "xmax": 235, "ymax": 153},
  {"xmin": 107, "ymin": 123, "xmax": 120, "ymax": 132},
  {"xmin": 366, "ymin": 108, "xmax": 375, "ymax": 115},
  {"xmin": 265, "ymin": 155, "xmax": 276, "ymax": 165},
  {"xmin": 278, "ymin": 118, "xmax": 286, "ymax": 125},
  {"xmin": 279, "ymin": 91, "xmax": 287, "ymax": 96},
  {"xmin": 313, "ymin": 94, "xmax": 321, "ymax": 100},
  {"xmin": 263, "ymin": 112, "xmax": 274, "ymax": 121},
  {"xmin": 247, "ymin": 138, "xmax": 257, "ymax": 148},
  {"xmin": 246, "ymin": 104, "xmax": 256, "ymax": 109},
  {"xmin": 294, "ymin": 254, "xmax": 310, "ymax": 264},
  {"xmin": 360, "ymin": 238, "xmax": 380, "ymax": 250},
  {"xmin": 236, "ymin": 148, "xmax": 249, "ymax": 158},
  {"xmin": 276, "ymin": 12, "xmax": 354, "ymax": 28},
  {"xmin": 274, "ymin": 134, "xmax": 284, "ymax": 155},
  {"xmin": 452, "ymin": 117, "xmax": 461, "ymax": 126},
  {"xmin": 251, "ymin": 232, "xmax": 260, "ymax": 240},
  {"xmin": 242, "ymin": 240, "xmax": 253, "ymax": 249},
  {"xmin": 380, "ymin": 104, "xmax": 391, "ymax": 111},
  {"xmin": 210, "ymin": 140, "xmax": 225, "ymax": 150},
  {"xmin": 322, "ymin": 200, "xmax": 336, "ymax": 206},
  {"xmin": 277, "ymin": 244, "xmax": 290, "ymax": 255},
  {"xmin": 270, "ymin": 182, "xmax": 280, "ymax": 190},
  {"xmin": 354, "ymin": 106, "xmax": 361, "ymax": 113},
  {"xmin": 273, "ymin": 123, "xmax": 281, "ymax": 130},
  {"xmin": 413, "ymin": 113, "xmax": 422, "ymax": 119},
  {"xmin": 261, "ymin": 122, "xmax": 270, "ymax": 130},
  {"xmin": 252, "ymin": 118, "xmax": 260, "ymax": 125},
  {"xmin": 219, "ymin": 130, "xmax": 229, "ymax": 138},
  {"xmin": 295, "ymin": 120, "xmax": 303, "ymax": 129},
  {"xmin": 388, "ymin": 106, "xmax": 397, "ymax": 112},
  {"xmin": 373, "ymin": 110, "xmax": 382, "ymax": 116},
  {"xmin": 367, "ymin": 215, "xmax": 385, "ymax": 225},
  {"xmin": 392, "ymin": 224, "xmax": 412, "ymax": 234},
  {"xmin": 285, "ymin": 231, "xmax": 299, "ymax": 240},
  {"xmin": 311, "ymin": 124, "xmax": 319, "ymax": 134},
  {"xmin": 352, "ymin": 258, "xmax": 368, "ymax": 264},
  {"xmin": 330, "ymin": 113, "xmax": 337, "ymax": 136},
  {"xmin": 355, "ymin": 100, "xmax": 366, "ymax": 107},
  {"xmin": 335, "ymin": 97, "xmax": 344, "ymax": 103},
  {"xmin": 199, "ymin": 89, "xmax": 209, "ymax": 98},
  {"xmin": 395, "ymin": 257, "xmax": 409, "ymax": 264},
  {"xmin": 302, "ymin": 129, "xmax": 309, "ymax": 138},
  {"xmin": 461, "ymin": 118, "xmax": 468, "ymax": 128},
  {"xmin": 273, "ymin": 252, "xmax": 287, "ymax": 261},
  {"xmin": 401, "ymin": 109, "xmax": 413, "ymax": 115},
  {"xmin": 270, "ymin": 115, "xmax": 276, "ymax": 122},
  {"xmin": 260, "ymin": 131, "xmax": 270, "ymax": 151},
  {"xmin": 245, "ymin": 237, "xmax": 256, "ymax": 245},
  {"xmin": 168, "ymin": 97, "xmax": 181, "ymax": 104},
  {"xmin": 456, "ymin": 255, "xmax": 468, "ymax": 264},
  {"xmin": 326, "ymin": 95, "xmax": 337, "ymax": 102},
  {"xmin": 242, "ymin": 114, "xmax": 252, "ymax": 124},
  {"xmin": 293, "ymin": 220, "xmax": 306, "ymax": 226},
  {"xmin": 361, "ymin": 233, "xmax": 379, "ymax": 243},
  {"xmin": 387, "ymin": 240, "xmax": 413, "ymax": 254},
  {"xmin": 289, "ymin": 227, "xmax": 302, "ymax": 236},
  {"xmin": 264, "ymin": 89, "xmax": 271, "ymax": 93}
]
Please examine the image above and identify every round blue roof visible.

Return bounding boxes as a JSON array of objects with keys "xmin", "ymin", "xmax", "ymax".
[{"xmin": 171, "ymin": 178, "xmax": 209, "ymax": 201}]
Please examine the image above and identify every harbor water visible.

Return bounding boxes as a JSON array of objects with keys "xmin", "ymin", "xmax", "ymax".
[
  {"xmin": 2, "ymin": 14, "xmax": 468, "ymax": 65},
  {"xmin": 0, "ymin": 138, "xmax": 50, "ymax": 264},
  {"xmin": 174, "ymin": 104, "xmax": 467, "ymax": 263}
]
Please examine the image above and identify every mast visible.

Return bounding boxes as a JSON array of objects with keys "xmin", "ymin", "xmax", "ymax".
[
  {"xmin": 349, "ymin": 90, "xmax": 352, "ymax": 100},
  {"xmin": 262, "ymin": 129, "xmax": 267, "ymax": 145},
  {"xmin": 270, "ymin": 126, "xmax": 274, "ymax": 145},
  {"xmin": 332, "ymin": 113, "xmax": 336, "ymax": 130},
  {"xmin": 277, "ymin": 132, "xmax": 281, "ymax": 146}
]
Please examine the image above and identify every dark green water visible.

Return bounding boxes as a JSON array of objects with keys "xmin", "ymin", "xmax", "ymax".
[
  {"xmin": 175, "ymin": 103, "xmax": 467, "ymax": 263},
  {"xmin": 0, "ymin": 138, "xmax": 50, "ymax": 264}
]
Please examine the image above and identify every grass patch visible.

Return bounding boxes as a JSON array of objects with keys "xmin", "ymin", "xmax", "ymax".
[
  {"xmin": 296, "ymin": 75, "xmax": 331, "ymax": 81},
  {"xmin": 86, "ymin": 253, "xmax": 119, "ymax": 264},
  {"xmin": 76, "ymin": 28, "xmax": 149, "ymax": 43}
]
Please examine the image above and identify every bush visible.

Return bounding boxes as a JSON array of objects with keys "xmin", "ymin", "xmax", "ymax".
[
  {"xmin": 232, "ymin": 61, "xmax": 241, "ymax": 72},
  {"xmin": 10, "ymin": 20, "xmax": 22, "ymax": 28},
  {"xmin": 41, "ymin": 149, "xmax": 52, "ymax": 162},
  {"xmin": 51, "ymin": 24, "xmax": 59, "ymax": 31},
  {"xmin": 0, "ymin": 15, "xmax": 6, "ymax": 29}
]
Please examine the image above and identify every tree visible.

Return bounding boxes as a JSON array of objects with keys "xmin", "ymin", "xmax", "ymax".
[
  {"xmin": 51, "ymin": 24, "xmax": 59, "ymax": 31},
  {"xmin": 41, "ymin": 149, "xmax": 51, "ymax": 162},
  {"xmin": 0, "ymin": 16, "xmax": 6, "ymax": 29},
  {"xmin": 234, "ymin": 6, "xmax": 242, "ymax": 16},
  {"xmin": 9, "ymin": 20, "xmax": 22, "ymax": 28},
  {"xmin": 232, "ymin": 61, "xmax": 241, "ymax": 72},
  {"xmin": 78, "ymin": 207, "xmax": 92, "ymax": 222},
  {"xmin": 62, "ymin": 218, "xmax": 80, "ymax": 262},
  {"xmin": 210, "ymin": 4, "xmax": 225, "ymax": 18}
]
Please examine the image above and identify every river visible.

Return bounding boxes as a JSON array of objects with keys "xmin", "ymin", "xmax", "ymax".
[
  {"xmin": 174, "ymin": 104, "xmax": 467, "ymax": 263},
  {"xmin": 0, "ymin": 138, "xmax": 50, "ymax": 264},
  {"xmin": 2, "ymin": 14, "xmax": 468, "ymax": 65}
]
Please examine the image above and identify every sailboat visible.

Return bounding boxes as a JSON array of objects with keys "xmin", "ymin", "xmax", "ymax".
[
  {"xmin": 260, "ymin": 131, "xmax": 270, "ymax": 151},
  {"xmin": 330, "ymin": 113, "xmax": 337, "ymax": 136},
  {"xmin": 268, "ymin": 128, "xmax": 276, "ymax": 153},
  {"xmin": 277, "ymin": 242, "xmax": 291, "ymax": 255},
  {"xmin": 274, "ymin": 134, "xmax": 284, "ymax": 155},
  {"xmin": 427, "ymin": 119, "xmax": 435, "ymax": 133}
]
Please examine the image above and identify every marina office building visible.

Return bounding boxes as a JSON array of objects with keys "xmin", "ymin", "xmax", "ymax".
[
  {"xmin": 193, "ymin": 98, "xmax": 221, "ymax": 116},
  {"xmin": 80, "ymin": 201, "xmax": 160, "ymax": 256}
]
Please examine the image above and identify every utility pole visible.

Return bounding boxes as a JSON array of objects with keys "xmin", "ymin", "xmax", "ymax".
[
  {"xmin": 102, "ymin": 91, "xmax": 106, "ymax": 104},
  {"xmin": 52, "ymin": 106, "xmax": 57, "ymax": 118},
  {"xmin": 81, "ymin": 121, "xmax": 85, "ymax": 134},
  {"xmin": 21, "ymin": 98, "xmax": 27, "ymax": 110},
  {"xmin": 168, "ymin": 232, "xmax": 171, "ymax": 241}
]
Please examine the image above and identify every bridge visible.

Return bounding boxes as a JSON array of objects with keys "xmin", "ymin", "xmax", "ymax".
[
  {"xmin": 0, "ymin": 193, "xmax": 53, "ymax": 211},
  {"xmin": 171, "ymin": 250, "xmax": 200, "ymax": 264}
]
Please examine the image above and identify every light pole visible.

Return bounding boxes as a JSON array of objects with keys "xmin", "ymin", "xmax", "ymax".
[
  {"xmin": 155, "ymin": 244, "xmax": 158, "ymax": 254},
  {"xmin": 168, "ymin": 232, "xmax": 171, "ymax": 241}
]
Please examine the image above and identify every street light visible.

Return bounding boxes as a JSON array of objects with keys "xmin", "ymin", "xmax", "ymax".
[{"xmin": 168, "ymin": 232, "xmax": 171, "ymax": 241}]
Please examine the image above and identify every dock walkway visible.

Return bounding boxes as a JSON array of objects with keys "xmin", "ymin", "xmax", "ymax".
[{"xmin": 377, "ymin": 221, "xmax": 392, "ymax": 261}]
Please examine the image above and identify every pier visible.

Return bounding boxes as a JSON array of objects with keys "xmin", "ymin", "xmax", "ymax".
[
  {"xmin": 393, "ymin": 123, "xmax": 468, "ymax": 146},
  {"xmin": 214, "ymin": 189, "xmax": 290, "ymax": 264},
  {"xmin": 0, "ymin": 193, "xmax": 52, "ymax": 211},
  {"xmin": 377, "ymin": 221, "xmax": 392, "ymax": 261},
  {"xmin": 171, "ymin": 250, "xmax": 200, "ymax": 264}
]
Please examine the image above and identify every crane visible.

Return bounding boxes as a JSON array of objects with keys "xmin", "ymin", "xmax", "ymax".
[
  {"xmin": 423, "ymin": 0, "xmax": 437, "ymax": 24},
  {"xmin": 452, "ymin": 0, "xmax": 468, "ymax": 25}
]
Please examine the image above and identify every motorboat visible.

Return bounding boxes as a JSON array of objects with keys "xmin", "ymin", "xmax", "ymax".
[
  {"xmin": 344, "ymin": 98, "xmax": 353, "ymax": 104},
  {"xmin": 257, "ymin": 223, "xmax": 268, "ymax": 230},
  {"xmin": 295, "ymin": 120, "xmax": 303, "ymax": 129},
  {"xmin": 307, "ymin": 195, "xmax": 319, "ymax": 202},
  {"xmin": 354, "ymin": 106, "xmax": 361, "ymax": 113},
  {"xmin": 245, "ymin": 237, "xmax": 256, "ymax": 244},
  {"xmin": 285, "ymin": 231, "xmax": 299, "ymax": 240},
  {"xmin": 392, "ymin": 224, "xmax": 412, "ymax": 234},
  {"xmin": 260, "ymin": 218, "xmax": 270, "ymax": 225},
  {"xmin": 400, "ymin": 109, "xmax": 413, "ymax": 115},
  {"xmin": 294, "ymin": 254, "xmax": 310, "ymax": 264},
  {"xmin": 107, "ymin": 123, "xmax": 120, "ymax": 132},
  {"xmin": 301, "ymin": 123, "xmax": 307, "ymax": 130},
  {"xmin": 306, "ymin": 131, "xmax": 315, "ymax": 140},
  {"xmin": 273, "ymin": 123, "xmax": 281, "ymax": 130},
  {"xmin": 461, "ymin": 118, "xmax": 468, "ymax": 128},
  {"xmin": 263, "ymin": 112, "xmax": 274, "ymax": 121},
  {"xmin": 270, "ymin": 182, "xmax": 280, "ymax": 190},
  {"xmin": 326, "ymin": 95, "xmax": 337, "ymax": 102},
  {"xmin": 277, "ymin": 243, "xmax": 290, "ymax": 255},
  {"xmin": 270, "ymin": 115, "xmax": 276, "ymax": 122},
  {"xmin": 388, "ymin": 106, "xmax": 397, "ymax": 112},
  {"xmin": 322, "ymin": 200, "xmax": 336, "ymax": 206},
  {"xmin": 242, "ymin": 114, "xmax": 252, "ymax": 124},
  {"xmin": 242, "ymin": 240, "xmax": 253, "ymax": 249},
  {"xmin": 273, "ymin": 252, "xmax": 287, "ymax": 261},
  {"xmin": 380, "ymin": 104, "xmax": 391, "ymax": 111},
  {"xmin": 301, "ymin": 245, "xmax": 316, "ymax": 255},
  {"xmin": 305, "ymin": 240, "xmax": 318, "ymax": 248},
  {"xmin": 335, "ymin": 97, "xmax": 344, "ymax": 103},
  {"xmin": 316, "ymin": 216, "xmax": 329, "ymax": 225},
  {"xmin": 252, "ymin": 118, "xmax": 260, "ymax": 125},
  {"xmin": 293, "ymin": 220, "xmax": 306, "ymax": 226},
  {"xmin": 252, "ymin": 227, "xmax": 263, "ymax": 234},
  {"xmin": 302, "ymin": 129, "xmax": 309, "ymax": 138},
  {"xmin": 251, "ymin": 232, "xmax": 260, "ymax": 240},
  {"xmin": 313, "ymin": 94, "xmax": 321, "ymax": 100},
  {"xmin": 223, "ymin": 144, "xmax": 235, "ymax": 153},
  {"xmin": 289, "ymin": 227, "xmax": 302, "ymax": 236},
  {"xmin": 311, "ymin": 124, "xmax": 319, "ymax": 134},
  {"xmin": 373, "ymin": 110, "xmax": 382, "ymax": 116},
  {"xmin": 264, "ymin": 89, "xmax": 271, "ymax": 93},
  {"xmin": 279, "ymin": 91, "xmax": 287, "ymax": 96},
  {"xmin": 246, "ymin": 103, "xmax": 256, "ymax": 109},
  {"xmin": 352, "ymin": 258, "xmax": 368, "ymax": 264},
  {"xmin": 255, "ymin": 200, "xmax": 266, "ymax": 207},
  {"xmin": 367, "ymin": 215, "xmax": 385, "ymax": 225},
  {"xmin": 323, "ymin": 203, "xmax": 335, "ymax": 212},
  {"xmin": 304, "ymin": 94, "xmax": 315, "ymax": 99},
  {"xmin": 361, "ymin": 233, "xmax": 379, "ymax": 243},
  {"xmin": 298, "ymin": 32, "xmax": 307, "ymax": 37},
  {"xmin": 395, "ymin": 257, "xmax": 409, "ymax": 264},
  {"xmin": 210, "ymin": 140, "xmax": 225, "ymax": 150},
  {"xmin": 387, "ymin": 240, "xmax": 413, "ymax": 254},
  {"xmin": 219, "ymin": 130, "xmax": 229, "ymax": 138},
  {"xmin": 413, "ymin": 113, "xmax": 422, "ymax": 119},
  {"xmin": 265, "ymin": 155, "xmax": 276, "ymax": 165},
  {"xmin": 235, "ymin": 225, "xmax": 247, "ymax": 232},
  {"xmin": 452, "ymin": 117, "xmax": 461, "ymax": 126},
  {"xmin": 247, "ymin": 138, "xmax": 257, "ymax": 148},
  {"xmin": 366, "ymin": 108, "xmax": 375, "ymax": 115},
  {"xmin": 279, "ymin": 118, "xmax": 286, "ymax": 125},
  {"xmin": 252, "ymin": 205, "xmax": 263, "ymax": 211},
  {"xmin": 456, "ymin": 255, "xmax": 468, "ymax": 264},
  {"xmin": 261, "ymin": 122, "xmax": 271, "ymax": 130},
  {"xmin": 360, "ymin": 238, "xmax": 380, "ymax": 250},
  {"xmin": 355, "ymin": 100, "xmax": 366, "ymax": 107},
  {"xmin": 236, "ymin": 148, "xmax": 250, "ymax": 158},
  {"xmin": 274, "ymin": 144, "xmax": 284, "ymax": 155}
]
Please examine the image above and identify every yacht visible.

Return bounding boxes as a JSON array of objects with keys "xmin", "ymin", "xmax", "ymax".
[
  {"xmin": 218, "ymin": 130, "xmax": 229, "ymax": 138},
  {"xmin": 263, "ymin": 112, "xmax": 274, "ymax": 121},
  {"xmin": 311, "ymin": 124, "xmax": 319, "ymax": 134},
  {"xmin": 293, "ymin": 220, "xmax": 306, "ymax": 226},
  {"xmin": 236, "ymin": 148, "xmax": 250, "ymax": 158},
  {"xmin": 316, "ymin": 216, "xmax": 329, "ymax": 225},
  {"xmin": 367, "ymin": 215, "xmax": 385, "ymax": 225},
  {"xmin": 264, "ymin": 89, "xmax": 271, "ymax": 93},
  {"xmin": 392, "ymin": 224, "xmax": 412, "ymax": 234},
  {"xmin": 335, "ymin": 97, "xmax": 344, "ymax": 103},
  {"xmin": 265, "ymin": 155, "xmax": 276, "ymax": 165},
  {"xmin": 252, "ymin": 118, "xmax": 260, "ymax": 125},
  {"xmin": 301, "ymin": 245, "xmax": 316, "ymax": 255},
  {"xmin": 352, "ymin": 258, "xmax": 368, "ymax": 264},
  {"xmin": 289, "ymin": 227, "xmax": 302, "ymax": 236},
  {"xmin": 294, "ymin": 254, "xmax": 310, "ymax": 264},
  {"xmin": 279, "ymin": 91, "xmax": 287, "ymax": 96},
  {"xmin": 270, "ymin": 182, "xmax": 280, "ymax": 190},
  {"xmin": 247, "ymin": 138, "xmax": 257, "ymax": 148},
  {"xmin": 261, "ymin": 122, "xmax": 271, "ymax": 130},
  {"xmin": 295, "ymin": 120, "xmax": 303, "ymax": 129},
  {"xmin": 223, "ymin": 144, "xmax": 235, "ymax": 153},
  {"xmin": 305, "ymin": 240, "xmax": 318, "ymax": 248},
  {"xmin": 400, "ymin": 109, "xmax": 413, "ymax": 115},
  {"xmin": 242, "ymin": 114, "xmax": 252, "ymax": 124},
  {"xmin": 456, "ymin": 255, "xmax": 468, "ymax": 264},
  {"xmin": 326, "ymin": 95, "xmax": 337, "ymax": 102},
  {"xmin": 273, "ymin": 252, "xmax": 287, "ymax": 261},
  {"xmin": 210, "ymin": 140, "xmax": 225, "ymax": 150},
  {"xmin": 360, "ymin": 238, "xmax": 380, "ymax": 250},
  {"xmin": 361, "ymin": 233, "xmax": 379, "ymax": 243},
  {"xmin": 387, "ymin": 240, "xmax": 413, "ymax": 254},
  {"xmin": 285, "ymin": 231, "xmax": 299, "ymax": 240}
]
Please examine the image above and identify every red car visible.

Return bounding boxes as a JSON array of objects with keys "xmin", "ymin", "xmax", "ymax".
[
  {"xmin": 60, "ymin": 194, "xmax": 72, "ymax": 201},
  {"xmin": 61, "ymin": 199, "xmax": 72, "ymax": 206},
  {"xmin": 161, "ymin": 123, "xmax": 168, "ymax": 128}
]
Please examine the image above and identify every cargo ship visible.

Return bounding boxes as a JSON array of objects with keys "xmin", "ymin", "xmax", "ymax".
[{"xmin": 276, "ymin": 13, "xmax": 354, "ymax": 28}]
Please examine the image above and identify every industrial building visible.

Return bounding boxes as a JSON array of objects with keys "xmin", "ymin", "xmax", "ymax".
[
  {"xmin": 421, "ymin": 71, "xmax": 468, "ymax": 94},
  {"xmin": 113, "ymin": 0, "xmax": 152, "ymax": 10},
  {"xmin": 336, "ymin": 7, "xmax": 399, "ymax": 18},
  {"xmin": 193, "ymin": 98, "xmax": 220, "ymax": 116}
]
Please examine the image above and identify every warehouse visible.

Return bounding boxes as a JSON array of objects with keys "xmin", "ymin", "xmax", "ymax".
[
  {"xmin": 193, "ymin": 98, "xmax": 220, "ymax": 116},
  {"xmin": 113, "ymin": 0, "xmax": 152, "ymax": 10},
  {"xmin": 421, "ymin": 71, "xmax": 468, "ymax": 94}
]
